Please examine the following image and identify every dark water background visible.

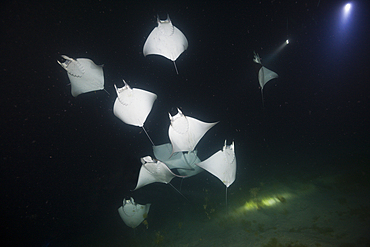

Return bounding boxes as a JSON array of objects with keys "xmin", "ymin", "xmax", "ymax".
[{"xmin": 1, "ymin": 0, "xmax": 369, "ymax": 246}]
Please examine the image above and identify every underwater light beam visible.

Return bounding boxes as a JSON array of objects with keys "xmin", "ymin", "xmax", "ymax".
[
  {"xmin": 337, "ymin": 2, "xmax": 354, "ymax": 33},
  {"xmin": 344, "ymin": 3, "xmax": 351, "ymax": 13},
  {"xmin": 342, "ymin": 3, "xmax": 352, "ymax": 22},
  {"xmin": 262, "ymin": 40, "xmax": 289, "ymax": 64}
]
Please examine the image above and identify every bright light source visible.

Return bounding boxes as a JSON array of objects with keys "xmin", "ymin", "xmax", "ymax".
[
  {"xmin": 344, "ymin": 3, "xmax": 351, "ymax": 13},
  {"xmin": 342, "ymin": 3, "xmax": 352, "ymax": 20},
  {"xmin": 341, "ymin": 3, "xmax": 352, "ymax": 24},
  {"xmin": 261, "ymin": 40, "xmax": 289, "ymax": 64}
]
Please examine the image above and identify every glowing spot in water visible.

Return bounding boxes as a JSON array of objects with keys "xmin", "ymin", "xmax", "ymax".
[{"xmin": 344, "ymin": 3, "xmax": 351, "ymax": 13}]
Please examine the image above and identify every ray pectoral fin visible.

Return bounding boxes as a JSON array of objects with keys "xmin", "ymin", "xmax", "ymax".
[
  {"xmin": 118, "ymin": 197, "xmax": 151, "ymax": 228},
  {"xmin": 134, "ymin": 156, "xmax": 184, "ymax": 190},
  {"xmin": 196, "ymin": 141, "xmax": 236, "ymax": 205},
  {"xmin": 57, "ymin": 55, "xmax": 104, "ymax": 97},
  {"xmin": 113, "ymin": 80, "xmax": 157, "ymax": 145},
  {"xmin": 134, "ymin": 156, "xmax": 188, "ymax": 199},
  {"xmin": 253, "ymin": 52, "xmax": 278, "ymax": 107},
  {"xmin": 153, "ymin": 143, "xmax": 194, "ymax": 171},
  {"xmin": 143, "ymin": 15, "xmax": 188, "ymax": 73},
  {"xmin": 168, "ymin": 109, "xmax": 218, "ymax": 153}
]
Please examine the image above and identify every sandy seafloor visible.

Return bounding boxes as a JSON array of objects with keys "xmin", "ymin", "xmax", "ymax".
[{"xmin": 55, "ymin": 165, "xmax": 370, "ymax": 247}]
